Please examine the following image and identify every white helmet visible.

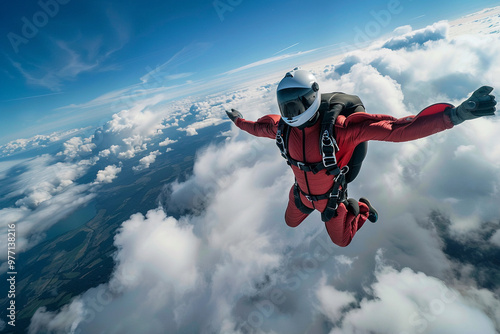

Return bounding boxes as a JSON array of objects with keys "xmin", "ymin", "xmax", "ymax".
[{"xmin": 277, "ymin": 68, "xmax": 320, "ymax": 127}]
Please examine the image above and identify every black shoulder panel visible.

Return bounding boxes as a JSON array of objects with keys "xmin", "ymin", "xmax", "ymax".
[{"xmin": 328, "ymin": 92, "xmax": 364, "ymax": 112}]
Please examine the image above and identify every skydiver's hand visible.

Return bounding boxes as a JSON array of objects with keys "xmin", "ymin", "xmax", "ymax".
[
  {"xmin": 447, "ymin": 86, "xmax": 497, "ymax": 125},
  {"xmin": 225, "ymin": 109, "xmax": 243, "ymax": 123}
]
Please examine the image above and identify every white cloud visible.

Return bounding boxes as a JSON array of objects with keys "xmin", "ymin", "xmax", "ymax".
[
  {"xmin": 490, "ymin": 230, "xmax": 500, "ymax": 247},
  {"xmin": 382, "ymin": 21, "xmax": 449, "ymax": 50},
  {"xmin": 29, "ymin": 208, "xmax": 201, "ymax": 334},
  {"xmin": 315, "ymin": 275, "xmax": 356, "ymax": 323},
  {"xmin": 0, "ymin": 128, "xmax": 83, "ymax": 158},
  {"xmin": 94, "ymin": 165, "xmax": 122, "ymax": 184},
  {"xmin": 325, "ymin": 251, "xmax": 497, "ymax": 334},
  {"xmin": 6, "ymin": 155, "xmax": 89, "ymax": 208},
  {"xmin": 118, "ymin": 135, "xmax": 150, "ymax": 159},
  {"xmin": 110, "ymin": 145, "xmax": 121, "ymax": 155},
  {"xmin": 27, "ymin": 134, "xmax": 294, "ymax": 333},
  {"xmin": 57, "ymin": 136, "xmax": 96, "ymax": 159},
  {"xmin": 181, "ymin": 127, "xmax": 198, "ymax": 136},
  {"xmin": 98, "ymin": 149, "xmax": 111, "ymax": 157},
  {"xmin": 99, "ymin": 104, "xmax": 183, "ymax": 159},
  {"xmin": 111, "ymin": 209, "xmax": 200, "ymax": 292},
  {"xmin": 0, "ymin": 184, "xmax": 95, "ymax": 261},
  {"xmin": 449, "ymin": 6, "xmax": 500, "ymax": 37},
  {"xmin": 158, "ymin": 137, "xmax": 177, "ymax": 147},
  {"xmin": 0, "ymin": 155, "xmax": 99, "ymax": 261},
  {"xmin": 132, "ymin": 150, "xmax": 161, "ymax": 171},
  {"xmin": 106, "ymin": 108, "xmax": 166, "ymax": 137},
  {"xmin": 28, "ymin": 299, "xmax": 86, "ymax": 334},
  {"xmin": 175, "ymin": 100, "xmax": 235, "ymax": 137}
]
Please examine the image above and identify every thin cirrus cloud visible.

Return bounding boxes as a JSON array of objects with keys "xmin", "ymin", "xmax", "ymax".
[
  {"xmin": 8, "ymin": 3, "xmax": 131, "ymax": 92},
  {"xmin": 9, "ymin": 38, "xmax": 122, "ymax": 92},
  {"xmin": 220, "ymin": 48, "xmax": 318, "ymax": 76},
  {"xmin": 139, "ymin": 43, "xmax": 210, "ymax": 84}
]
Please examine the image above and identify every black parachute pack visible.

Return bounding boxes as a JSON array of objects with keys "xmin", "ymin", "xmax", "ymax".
[{"xmin": 276, "ymin": 92, "xmax": 367, "ymax": 221}]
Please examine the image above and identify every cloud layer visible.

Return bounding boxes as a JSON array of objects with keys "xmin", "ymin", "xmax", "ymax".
[{"xmin": 382, "ymin": 21, "xmax": 449, "ymax": 50}]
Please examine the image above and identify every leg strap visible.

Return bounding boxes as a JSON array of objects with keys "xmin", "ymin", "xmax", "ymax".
[
  {"xmin": 293, "ymin": 184, "xmax": 314, "ymax": 214},
  {"xmin": 320, "ymin": 167, "xmax": 349, "ymax": 222}
]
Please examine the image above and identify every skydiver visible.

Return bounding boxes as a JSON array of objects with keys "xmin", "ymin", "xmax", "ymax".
[{"xmin": 226, "ymin": 68, "xmax": 496, "ymax": 247}]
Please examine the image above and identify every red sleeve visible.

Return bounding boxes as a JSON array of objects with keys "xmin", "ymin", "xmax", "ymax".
[
  {"xmin": 340, "ymin": 103, "xmax": 455, "ymax": 145},
  {"xmin": 235, "ymin": 114, "xmax": 281, "ymax": 140}
]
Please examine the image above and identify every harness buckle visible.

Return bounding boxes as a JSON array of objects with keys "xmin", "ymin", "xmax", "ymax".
[
  {"xmin": 296, "ymin": 161, "xmax": 305, "ymax": 170},
  {"xmin": 321, "ymin": 130, "xmax": 339, "ymax": 168},
  {"xmin": 336, "ymin": 166, "xmax": 349, "ymax": 180},
  {"xmin": 322, "ymin": 155, "xmax": 337, "ymax": 168},
  {"xmin": 276, "ymin": 130, "xmax": 284, "ymax": 145},
  {"xmin": 329, "ymin": 190, "xmax": 339, "ymax": 199},
  {"xmin": 321, "ymin": 130, "xmax": 339, "ymax": 151},
  {"xmin": 276, "ymin": 129, "xmax": 288, "ymax": 159},
  {"xmin": 322, "ymin": 130, "xmax": 332, "ymax": 146},
  {"xmin": 333, "ymin": 167, "xmax": 349, "ymax": 202}
]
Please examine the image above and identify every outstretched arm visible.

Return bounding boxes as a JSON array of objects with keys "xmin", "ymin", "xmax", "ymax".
[
  {"xmin": 344, "ymin": 86, "xmax": 496, "ymax": 144},
  {"xmin": 344, "ymin": 105, "xmax": 454, "ymax": 144},
  {"xmin": 226, "ymin": 109, "xmax": 280, "ymax": 139}
]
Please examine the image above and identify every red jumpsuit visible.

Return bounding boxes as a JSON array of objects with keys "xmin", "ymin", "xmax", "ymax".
[{"xmin": 235, "ymin": 103, "xmax": 454, "ymax": 247}]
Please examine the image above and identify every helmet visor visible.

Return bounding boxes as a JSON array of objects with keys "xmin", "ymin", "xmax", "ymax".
[{"xmin": 277, "ymin": 87, "xmax": 317, "ymax": 118}]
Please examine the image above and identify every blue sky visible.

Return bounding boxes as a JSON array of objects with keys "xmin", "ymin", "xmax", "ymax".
[{"xmin": 0, "ymin": 0, "xmax": 498, "ymax": 144}]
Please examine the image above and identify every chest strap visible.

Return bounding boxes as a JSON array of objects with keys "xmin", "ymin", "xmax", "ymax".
[{"xmin": 276, "ymin": 115, "xmax": 341, "ymax": 176}]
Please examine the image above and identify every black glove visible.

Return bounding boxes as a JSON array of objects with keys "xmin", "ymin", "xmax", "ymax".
[
  {"xmin": 225, "ymin": 109, "xmax": 243, "ymax": 123},
  {"xmin": 447, "ymin": 86, "xmax": 496, "ymax": 125}
]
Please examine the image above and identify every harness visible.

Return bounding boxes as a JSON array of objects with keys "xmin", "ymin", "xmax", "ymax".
[{"xmin": 276, "ymin": 92, "xmax": 364, "ymax": 222}]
